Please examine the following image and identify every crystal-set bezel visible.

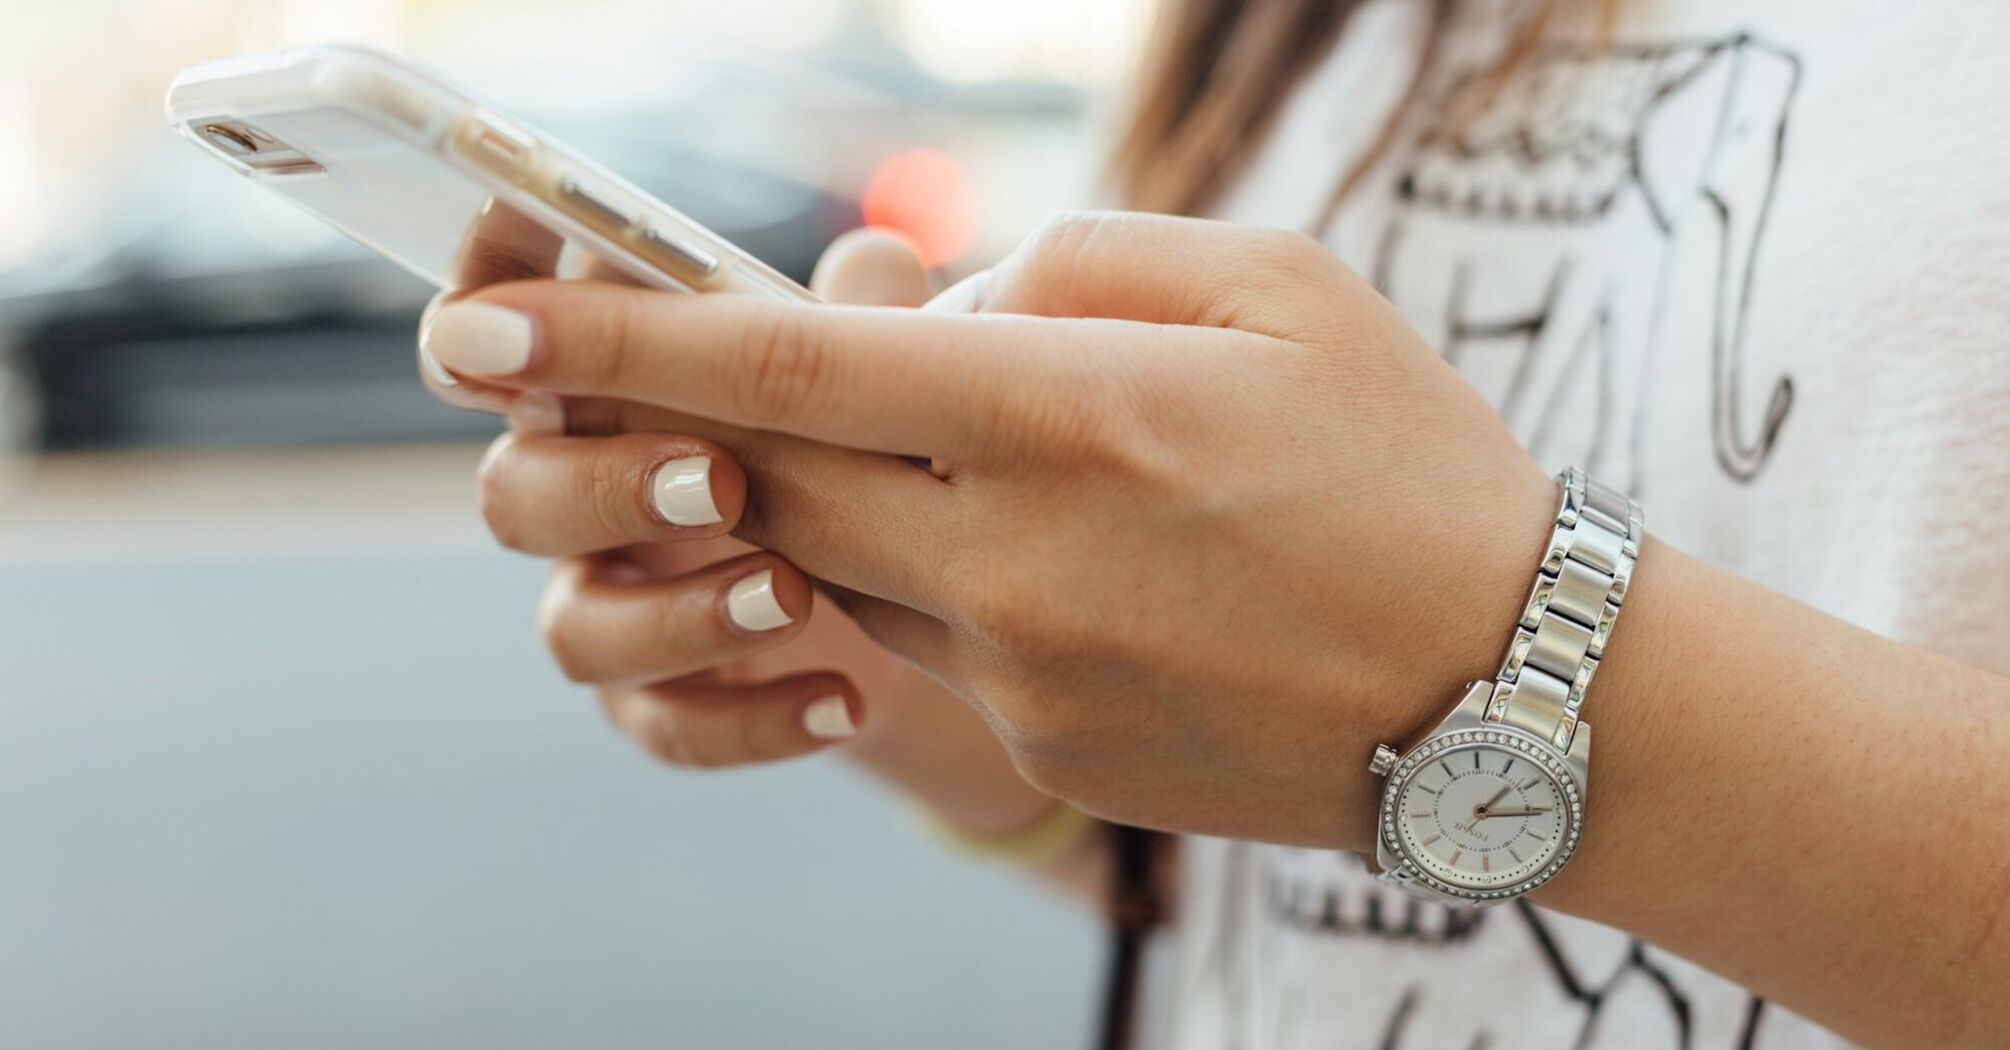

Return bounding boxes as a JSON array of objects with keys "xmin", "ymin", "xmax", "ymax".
[{"xmin": 1379, "ymin": 728, "xmax": 1585, "ymax": 902}]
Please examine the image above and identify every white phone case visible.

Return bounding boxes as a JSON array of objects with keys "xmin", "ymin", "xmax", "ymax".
[{"xmin": 165, "ymin": 45, "xmax": 816, "ymax": 301}]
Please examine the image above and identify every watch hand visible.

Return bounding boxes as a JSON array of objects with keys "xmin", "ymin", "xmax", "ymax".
[
  {"xmin": 1474, "ymin": 784, "xmax": 1512, "ymax": 815},
  {"xmin": 1477, "ymin": 807, "xmax": 1553, "ymax": 819}
]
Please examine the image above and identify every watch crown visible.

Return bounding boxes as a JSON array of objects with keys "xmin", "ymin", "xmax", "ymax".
[{"xmin": 1369, "ymin": 744, "xmax": 1399, "ymax": 777}]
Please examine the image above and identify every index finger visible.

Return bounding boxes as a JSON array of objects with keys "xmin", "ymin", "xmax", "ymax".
[{"xmin": 419, "ymin": 279, "xmax": 1102, "ymax": 462}]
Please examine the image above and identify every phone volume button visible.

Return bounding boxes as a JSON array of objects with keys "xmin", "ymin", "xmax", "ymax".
[
  {"xmin": 641, "ymin": 227, "xmax": 722, "ymax": 281},
  {"xmin": 557, "ymin": 177, "xmax": 638, "ymax": 230},
  {"xmin": 455, "ymin": 112, "xmax": 533, "ymax": 179}
]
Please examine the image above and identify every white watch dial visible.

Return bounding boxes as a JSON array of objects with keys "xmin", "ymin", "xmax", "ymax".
[{"xmin": 1393, "ymin": 742, "xmax": 1571, "ymax": 891}]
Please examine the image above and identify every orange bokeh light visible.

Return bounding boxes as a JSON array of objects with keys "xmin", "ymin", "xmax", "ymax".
[{"xmin": 859, "ymin": 147, "xmax": 978, "ymax": 268}]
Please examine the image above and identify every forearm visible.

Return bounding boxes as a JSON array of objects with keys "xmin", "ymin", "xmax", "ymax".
[{"xmin": 1535, "ymin": 539, "xmax": 2010, "ymax": 1047}]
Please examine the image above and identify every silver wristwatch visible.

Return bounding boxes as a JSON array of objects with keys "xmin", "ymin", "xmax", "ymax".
[{"xmin": 1367, "ymin": 468, "xmax": 1641, "ymax": 906}]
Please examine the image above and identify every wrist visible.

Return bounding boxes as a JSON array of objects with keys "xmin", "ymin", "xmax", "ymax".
[
  {"xmin": 1406, "ymin": 465, "xmax": 1562, "ymax": 721},
  {"xmin": 1337, "ymin": 466, "xmax": 1560, "ymax": 853},
  {"xmin": 1526, "ymin": 535, "xmax": 1694, "ymax": 912},
  {"xmin": 1361, "ymin": 468, "xmax": 1640, "ymax": 901}
]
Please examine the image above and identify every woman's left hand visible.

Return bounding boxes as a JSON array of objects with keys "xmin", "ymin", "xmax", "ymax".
[{"xmin": 423, "ymin": 212, "xmax": 1559, "ymax": 850}]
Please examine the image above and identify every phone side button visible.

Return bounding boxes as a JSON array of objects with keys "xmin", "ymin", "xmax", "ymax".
[
  {"xmin": 558, "ymin": 177, "xmax": 639, "ymax": 231},
  {"xmin": 451, "ymin": 112, "xmax": 533, "ymax": 180},
  {"xmin": 640, "ymin": 227, "xmax": 723, "ymax": 286}
]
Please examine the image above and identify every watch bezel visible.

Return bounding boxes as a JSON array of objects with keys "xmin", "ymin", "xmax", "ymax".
[{"xmin": 1379, "ymin": 728, "xmax": 1585, "ymax": 902}]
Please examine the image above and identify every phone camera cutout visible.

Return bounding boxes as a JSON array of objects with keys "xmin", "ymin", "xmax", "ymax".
[
  {"xmin": 194, "ymin": 120, "xmax": 324, "ymax": 176},
  {"xmin": 201, "ymin": 123, "xmax": 259, "ymax": 156}
]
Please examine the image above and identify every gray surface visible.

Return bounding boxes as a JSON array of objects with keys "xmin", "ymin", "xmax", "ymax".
[{"xmin": 0, "ymin": 553, "xmax": 1096, "ymax": 1049}]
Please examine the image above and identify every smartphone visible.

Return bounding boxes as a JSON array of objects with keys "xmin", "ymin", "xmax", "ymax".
[{"xmin": 165, "ymin": 44, "xmax": 816, "ymax": 301}]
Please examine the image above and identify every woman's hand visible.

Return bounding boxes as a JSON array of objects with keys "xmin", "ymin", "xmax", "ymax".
[
  {"xmin": 420, "ymin": 212, "xmax": 1556, "ymax": 850},
  {"xmin": 418, "ymin": 232, "xmax": 1064, "ymax": 842}
]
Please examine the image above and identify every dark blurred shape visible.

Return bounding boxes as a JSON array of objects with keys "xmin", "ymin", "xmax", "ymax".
[{"xmin": 23, "ymin": 268, "xmax": 472, "ymax": 451}]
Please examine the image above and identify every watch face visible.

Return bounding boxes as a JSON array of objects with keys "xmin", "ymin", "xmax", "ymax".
[{"xmin": 1383, "ymin": 731, "xmax": 1583, "ymax": 899}]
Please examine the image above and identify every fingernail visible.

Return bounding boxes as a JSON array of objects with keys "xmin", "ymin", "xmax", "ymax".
[
  {"xmin": 509, "ymin": 391, "xmax": 566, "ymax": 434},
  {"xmin": 418, "ymin": 342, "xmax": 459, "ymax": 387},
  {"xmin": 423, "ymin": 301, "xmax": 533, "ymax": 376},
  {"xmin": 802, "ymin": 695, "xmax": 855, "ymax": 739},
  {"xmin": 725, "ymin": 569, "xmax": 792, "ymax": 632},
  {"xmin": 651, "ymin": 455, "xmax": 722, "ymax": 527}
]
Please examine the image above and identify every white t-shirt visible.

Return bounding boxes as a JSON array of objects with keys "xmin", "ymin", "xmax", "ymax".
[{"xmin": 1172, "ymin": 2, "xmax": 2010, "ymax": 1047}]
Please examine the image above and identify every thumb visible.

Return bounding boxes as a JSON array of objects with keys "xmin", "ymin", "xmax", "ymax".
[{"xmin": 809, "ymin": 228, "xmax": 934, "ymax": 307}]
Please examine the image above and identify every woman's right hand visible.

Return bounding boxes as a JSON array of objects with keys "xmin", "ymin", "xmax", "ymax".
[
  {"xmin": 420, "ymin": 229, "xmax": 1064, "ymax": 838},
  {"xmin": 474, "ymin": 231, "xmax": 939, "ymax": 770}
]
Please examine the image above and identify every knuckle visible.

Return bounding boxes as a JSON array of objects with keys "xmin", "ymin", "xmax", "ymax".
[
  {"xmin": 573, "ymin": 293, "xmax": 644, "ymax": 393},
  {"xmin": 1011, "ymin": 211, "xmax": 1106, "ymax": 294},
  {"xmin": 733, "ymin": 307, "xmax": 825, "ymax": 424},
  {"xmin": 1237, "ymin": 230, "xmax": 1350, "ymax": 337},
  {"xmin": 1027, "ymin": 211, "xmax": 1102, "ymax": 263},
  {"xmin": 1246, "ymin": 227, "xmax": 1331, "ymax": 275},
  {"xmin": 580, "ymin": 446, "xmax": 644, "ymax": 540},
  {"xmin": 650, "ymin": 589, "xmax": 700, "ymax": 659}
]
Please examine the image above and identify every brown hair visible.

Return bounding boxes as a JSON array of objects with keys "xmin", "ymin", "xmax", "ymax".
[{"xmin": 1109, "ymin": 0, "xmax": 1619, "ymax": 228}]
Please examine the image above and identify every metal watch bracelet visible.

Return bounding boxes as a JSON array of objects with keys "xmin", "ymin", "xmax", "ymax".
[{"xmin": 1488, "ymin": 468, "xmax": 1642, "ymax": 750}]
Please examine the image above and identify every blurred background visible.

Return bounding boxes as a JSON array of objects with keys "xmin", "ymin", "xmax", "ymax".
[{"xmin": 0, "ymin": 1, "xmax": 1154, "ymax": 1045}]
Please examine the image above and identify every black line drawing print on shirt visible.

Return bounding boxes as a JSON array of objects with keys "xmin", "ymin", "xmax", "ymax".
[
  {"xmin": 1369, "ymin": 33, "xmax": 1801, "ymax": 486},
  {"xmin": 1261, "ymin": 851, "xmax": 1780, "ymax": 1049}
]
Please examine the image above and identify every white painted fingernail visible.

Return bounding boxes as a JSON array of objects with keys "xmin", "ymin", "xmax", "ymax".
[
  {"xmin": 726, "ymin": 569, "xmax": 791, "ymax": 631},
  {"xmin": 802, "ymin": 695, "xmax": 855, "ymax": 739},
  {"xmin": 509, "ymin": 391, "xmax": 566, "ymax": 434},
  {"xmin": 651, "ymin": 456, "xmax": 722, "ymax": 526},
  {"xmin": 418, "ymin": 342, "xmax": 459, "ymax": 387},
  {"xmin": 423, "ymin": 301, "xmax": 533, "ymax": 376}
]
